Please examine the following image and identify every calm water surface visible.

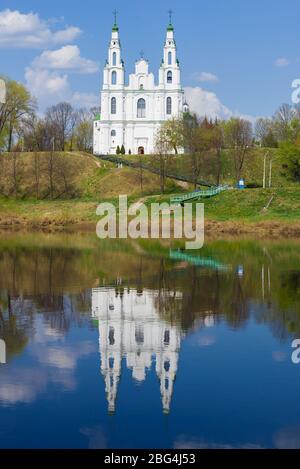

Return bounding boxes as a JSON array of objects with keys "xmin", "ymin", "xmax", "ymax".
[{"xmin": 0, "ymin": 232, "xmax": 300, "ymax": 449}]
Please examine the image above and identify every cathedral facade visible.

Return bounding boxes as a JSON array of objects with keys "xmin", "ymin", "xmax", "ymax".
[{"xmin": 93, "ymin": 17, "xmax": 188, "ymax": 155}]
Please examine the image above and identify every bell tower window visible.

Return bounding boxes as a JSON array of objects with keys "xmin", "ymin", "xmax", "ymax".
[
  {"xmin": 168, "ymin": 51, "xmax": 172, "ymax": 65},
  {"xmin": 167, "ymin": 71, "xmax": 172, "ymax": 83},
  {"xmin": 112, "ymin": 51, "xmax": 117, "ymax": 66},
  {"xmin": 137, "ymin": 98, "xmax": 146, "ymax": 118},
  {"xmin": 111, "ymin": 97, "xmax": 116, "ymax": 114},
  {"xmin": 111, "ymin": 71, "xmax": 117, "ymax": 85},
  {"xmin": 166, "ymin": 97, "xmax": 172, "ymax": 115}
]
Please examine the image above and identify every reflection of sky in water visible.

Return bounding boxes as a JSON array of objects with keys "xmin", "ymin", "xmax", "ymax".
[{"xmin": 0, "ymin": 237, "xmax": 300, "ymax": 448}]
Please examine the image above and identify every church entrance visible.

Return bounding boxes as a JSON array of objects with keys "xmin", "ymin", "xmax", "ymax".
[{"xmin": 138, "ymin": 146, "xmax": 145, "ymax": 155}]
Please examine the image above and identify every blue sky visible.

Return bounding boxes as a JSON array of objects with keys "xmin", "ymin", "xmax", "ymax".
[{"xmin": 1, "ymin": 0, "xmax": 300, "ymax": 119}]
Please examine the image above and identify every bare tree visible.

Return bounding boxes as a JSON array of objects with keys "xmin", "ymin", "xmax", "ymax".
[
  {"xmin": 74, "ymin": 108, "xmax": 93, "ymax": 152},
  {"xmin": 138, "ymin": 153, "xmax": 144, "ymax": 193},
  {"xmin": 273, "ymin": 104, "xmax": 295, "ymax": 141},
  {"xmin": 10, "ymin": 151, "xmax": 22, "ymax": 198},
  {"xmin": 223, "ymin": 117, "xmax": 253, "ymax": 181},
  {"xmin": 46, "ymin": 102, "xmax": 77, "ymax": 151},
  {"xmin": 33, "ymin": 151, "xmax": 41, "ymax": 199},
  {"xmin": 154, "ymin": 128, "xmax": 173, "ymax": 192},
  {"xmin": 46, "ymin": 151, "xmax": 56, "ymax": 199}
]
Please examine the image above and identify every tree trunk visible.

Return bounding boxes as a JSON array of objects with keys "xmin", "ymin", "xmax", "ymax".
[
  {"xmin": 7, "ymin": 121, "xmax": 13, "ymax": 152},
  {"xmin": 216, "ymin": 147, "xmax": 221, "ymax": 185}
]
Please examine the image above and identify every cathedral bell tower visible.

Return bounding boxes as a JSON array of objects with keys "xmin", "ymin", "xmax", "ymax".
[
  {"xmin": 159, "ymin": 11, "xmax": 181, "ymax": 88},
  {"xmin": 103, "ymin": 11, "xmax": 125, "ymax": 90}
]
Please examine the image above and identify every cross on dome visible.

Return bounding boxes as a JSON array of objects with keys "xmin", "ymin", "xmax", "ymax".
[{"xmin": 112, "ymin": 9, "xmax": 119, "ymax": 31}]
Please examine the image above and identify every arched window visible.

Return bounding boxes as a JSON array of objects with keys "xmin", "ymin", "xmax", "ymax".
[
  {"xmin": 168, "ymin": 51, "xmax": 172, "ymax": 65},
  {"xmin": 112, "ymin": 51, "xmax": 117, "ymax": 66},
  {"xmin": 111, "ymin": 71, "xmax": 117, "ymax": 85},
  {"xmin": 109, "ymin": 357, "xmax": 114, "ymax": 369},
  {"xmin": 167, "ymin": 71, "xmax": 172, "ymax": 83},
  {"xmin": 111, "ymin": 97, "xmax": 116, "ymax": 114},
  {"xmin": 111, "ymin": 129, "xmax": 116, "ymax": 137},
  {"xmin": 166, "ymin": 97, "xmax": 172, "ymax": 115},
  {"xmin": 137, "ymin": 98, "xmax": 146, "ymax": 118},
  {"xmin": 109, "ymin": 327, "xmax": 115, "ymax": 345}
]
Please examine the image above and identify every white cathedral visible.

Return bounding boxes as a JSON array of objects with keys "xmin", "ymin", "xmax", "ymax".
[{"xmin": 93, "ymin": 15, "xmax": 188, "ymax": 156}]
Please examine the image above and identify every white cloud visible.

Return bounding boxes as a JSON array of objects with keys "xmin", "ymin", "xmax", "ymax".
[
  {"xmin": 52, "ymin": 27, "xmax": 82, "ymax": 45},
  {"xmin": 32, "ymin": 45, "xmax": 98, "ymax": 74},
  {"xmin": 25, "ymin": 46, "xmax": 99, "ymax": 109},
  {"xmin": 38, "ymin": 342, "xmax": 95, "ymax": 370},
  {"xmin": 72, "ymin": 92, "xmax": 99, "ymax": 109},
  {"xmin": 184, "ymin": 86, "xmax": 257, "ymax": 123},
  {"xmin": 275, "ymin": 57, "xmax": 290, "ymax": 67},
  {"xmin": 25, "ymin": 67, "xmax": 70, "ymax": 106},
  {"xmin": 192, "ymin": 71, "xmax": 219, "ymax": 83},
  {"xmin": 197, "ymin": 335, "xmax": 216, "ymax": 347},
  {"xmin": 184, "ymin": 86, "xmax": 232, "ymax": 119},
  {"xmin": 25, "ymin": 66, "xmax": 99, "ymax": 110},
  {"xmin": 0, "ymin": 9, "xmax": 81, "ymax": 48}
]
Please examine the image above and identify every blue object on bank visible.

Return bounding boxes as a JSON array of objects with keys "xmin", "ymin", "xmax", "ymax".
[{"xmin": 238, "ymin": 178, "xmax": 245, "ymax": 189}]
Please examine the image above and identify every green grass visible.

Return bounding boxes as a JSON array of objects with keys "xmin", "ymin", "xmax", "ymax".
[
  {"xmin": 0, "ymin": 150, "xmax": 299, "ymax": 228},
  {"xmin": 203, "ymin": 187, "xmax": 300, "ymax": 222},
  {"xmin": 143, "ymin": 187, "xmax": 300, "ymax": 223},
  {"xmin": 1, "ymin": 187, "xmax": 299, "ymax": 227}
]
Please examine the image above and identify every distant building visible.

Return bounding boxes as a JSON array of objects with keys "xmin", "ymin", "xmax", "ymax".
[
  {"xmin": 93, "ymin": 14, "xmax": 188, "ymax": 156},
  {"xmin": 92, "ymin": 287, "xmax": 183, "ymax": 414}
]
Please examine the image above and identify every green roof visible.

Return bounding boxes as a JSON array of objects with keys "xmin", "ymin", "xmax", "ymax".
[
  {"xmin": 112, "ymin": 23, "xmax": 119, "ymax": 32},
  {"xmin": 167, "ymin": 23, "xmax": 174, "ymax": 31}
]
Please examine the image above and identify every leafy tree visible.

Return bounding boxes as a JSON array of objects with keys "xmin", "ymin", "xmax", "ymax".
[
  {"xmin": 279, "ymin": 141, "xmax": 300, "ymax": 181},
  {"xmin": 0, "ymin": 77, "xmax": 36, "ymax": 151},
  {"xmin": 159, "ymin": 118, "xmax": 184, "ymax": 154},
  {"xmin": 121, "ymin": 144, "xmax": 125, "ymax": 155},
  {"xmin": 116, "ymin": 145, "xmax": 121, "ymax": 155}
]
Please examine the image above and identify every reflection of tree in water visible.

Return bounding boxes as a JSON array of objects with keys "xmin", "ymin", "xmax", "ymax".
[
  {"xmin": 1, "ymin": 239, "xmax": 300, "ymax": 357},
  {"xmin": 253, "ymin": 270, "xmax": 300, "ymax": 340},
  {"xmin": 0, "ymin": 246, "xmax": 95, "ymax": 361},
  {"xmin": 0, "ymin": 292, "xmax": 33, "ymax": 360}
]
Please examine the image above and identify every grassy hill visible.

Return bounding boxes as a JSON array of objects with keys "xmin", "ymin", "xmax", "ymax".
[
  {"xmin": 0, "ymin": 151, "xmax": 181, "ymax": 200},
  {"xmin": 1, "ymin": 187, "xmax": 300, "ymax": 234},
  {"xmin": 0, "ymin": 149, "xmax": 299, "ymax": 235},
  {"xmin": 122, "ymin": 147, "xmax": 283, "ymax": 187}
]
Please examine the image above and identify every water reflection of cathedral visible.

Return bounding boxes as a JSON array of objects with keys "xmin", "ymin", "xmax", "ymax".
[{"xmin": 92, "ymin": 287, "xmax": 183, "ymax": 414}]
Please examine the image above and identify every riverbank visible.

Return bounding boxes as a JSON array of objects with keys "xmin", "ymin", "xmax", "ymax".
[{"xmin": 0, "ymin": 187, "xmax": 300, "ymax": 237}]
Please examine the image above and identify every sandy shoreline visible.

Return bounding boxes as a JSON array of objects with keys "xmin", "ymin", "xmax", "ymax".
[{"xmin": 0, "ymin": 216, "xmax": 300, "ymax": 239}]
